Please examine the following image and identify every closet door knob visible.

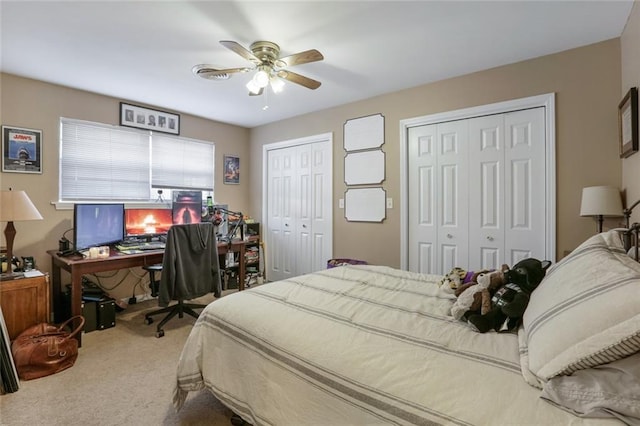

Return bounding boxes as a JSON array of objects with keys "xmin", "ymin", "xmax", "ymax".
[
  {"xmin": 486, "ymin": 236, "xmax": 494, "ymax": 241},
  {"xmin": 447, "ymin": 234, "xmax": 453, "ymax": 239},
  {"xmin": 302, "ymin": 224, "xmax": 307, "ymax": 228}
]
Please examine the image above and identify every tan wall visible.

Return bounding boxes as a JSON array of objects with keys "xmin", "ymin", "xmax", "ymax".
[
  {"xmin": 250, "ymin": 39, "xmax": 623, "ymax": 267},
  {"xmin": 0, "ymin": 74, "xmax": 250, "ymax": 300},
  {"xmin": 622, "ymin": 1, "xmax": 640, "ymax": 217}
]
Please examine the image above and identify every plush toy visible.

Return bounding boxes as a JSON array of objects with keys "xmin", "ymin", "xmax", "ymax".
[
  {"xmin": 467, "ymin": 258, "xmax": 551, "ymax": 333},
  {"xmin": 439, "ymin": 267, "xmax": 489, "ymax": 294},
  {"xmin": 450, "ymin": 268, "xmax": 507, "ymax": 320}
]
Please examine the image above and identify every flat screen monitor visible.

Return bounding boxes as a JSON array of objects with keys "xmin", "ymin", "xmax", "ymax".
[
  {"xmin": 172, "ymin": 191, "xmax": 202, "ymax": 225},
  {"xmin": 73, "ymin": 203, "xmax": 125, "ymax": 251},
  {"xmin": 125, "ymin": 208, "xmax": 173, "ymax": 237}
]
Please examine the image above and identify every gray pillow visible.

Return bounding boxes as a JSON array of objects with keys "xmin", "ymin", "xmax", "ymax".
[{"xmin": 541, "ymin": 352, "xmax": 640, "ymax": 425}]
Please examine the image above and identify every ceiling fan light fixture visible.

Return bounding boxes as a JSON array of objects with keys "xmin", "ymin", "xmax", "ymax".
[
  {"xmin": 246, "ymin": 79, "xmax": 261, "ymax": 95},
  {"xmin": 208, "ymin": 40, "xmax": 324, "ymax": 97},
  {"xmin": 253, "ymin": 68, "xmax": 270, "ymax": 88},
  {"xmin": 270, "ymin": 77, "xmax": 285, "ymax": 93}
]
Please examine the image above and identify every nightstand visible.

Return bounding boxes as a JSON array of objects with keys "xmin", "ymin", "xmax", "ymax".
[{"xmin": 0, "ymin": 273, "xmax": 50, "ymax": 340}]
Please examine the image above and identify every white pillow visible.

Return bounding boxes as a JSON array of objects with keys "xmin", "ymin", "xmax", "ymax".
[{"xmin": 522, "ymin": 230, "xmax": 640, "ymax": 380}]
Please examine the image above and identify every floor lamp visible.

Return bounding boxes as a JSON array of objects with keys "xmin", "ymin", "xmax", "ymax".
[
  {"xmin": 0, "ymin": 189, "xmax": 43, "ymax": 274},
  {"xmin": 579, "ymin": 186, "xmax": 623, "ymax": 233}
]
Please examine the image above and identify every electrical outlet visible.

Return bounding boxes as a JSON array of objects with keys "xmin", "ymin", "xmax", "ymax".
[{"xmin": 386, "ymin": 198, "xmax": 393, "ymax": 209}]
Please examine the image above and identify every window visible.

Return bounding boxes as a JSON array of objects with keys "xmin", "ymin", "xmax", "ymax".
[
  {"xmin": 152, "ymin": 133, "xmax": 214, "ymax": 190},
  {"xmin": 59, "ymin": 118, "xmax": 214, "ymax": 202}
]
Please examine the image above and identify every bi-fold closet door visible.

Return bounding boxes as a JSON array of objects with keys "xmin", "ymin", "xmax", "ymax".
[
  {"xmin": 408, "ymin": 107, "xmax": 546, "ymax": 275},
  {"xmin": 266, "ymin": 140, "xmax": 332, "ymax": 282}
]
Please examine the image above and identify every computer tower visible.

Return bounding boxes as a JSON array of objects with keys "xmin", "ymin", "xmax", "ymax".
[
  {"xmin": 61, "ymin": 290, "xmax": 98, "ymax": 332},
  {"xmin": 62, "ymin": 287, "xmax": 115, "ymax": 332},
  {"xmin": 82, "ymin": 301, "xmax": 98, "ymax": 333},
  {"xmin": 96, "ymin": 298, "xmax": 116, "ymax": 330}
]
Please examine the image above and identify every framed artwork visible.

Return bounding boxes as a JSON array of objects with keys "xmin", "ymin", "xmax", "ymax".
[
  {"xmin": 344, "ymin": 149, "xmax": 386, "ymax": 185},
  {"xmin": 619, "ymin": 87, "xmax": 638, "ymax": 158},
  {"xmin": 344, "ymin": 113, "xmax": 384, "ymax": 152},
  {"xmin": 119, "ymin": 102, "xmax": 180, "ymax": 135},
  {"xmin": 344, "ymin": 187, "xmax": 386, "ymax": 222},
  {"xmin": 224, "ymin": 155, "xmax": 240, "ymax": 184},
  {"xmin": 1, "ymin": 125, "xmax": 43, "ymax": 174}
]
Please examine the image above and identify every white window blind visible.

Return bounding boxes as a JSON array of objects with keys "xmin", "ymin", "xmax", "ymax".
[
  {"xmin": 152, "ymin": 134, "xmax": 214, "ymax": 191},
  {"xmin": 60, "ymin": 119, "xmax": 150, "ymax": 201}
]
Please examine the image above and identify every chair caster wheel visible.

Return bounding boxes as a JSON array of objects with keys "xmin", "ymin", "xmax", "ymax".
[
  {"xmin": 155, "ymin": 330, "xmax": 165, "ymax": 338},
  {"xmin": 145, "ymin": 317, "xmax": 153, "ymax": 325}
]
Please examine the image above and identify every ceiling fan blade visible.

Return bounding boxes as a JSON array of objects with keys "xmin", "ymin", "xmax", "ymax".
[
  {"xmin": 220, "ymin": 40, "xmax": 261, "ymax": 65},
  {"xmin": 277, "ymin": 70, "xmax": 321, "ymax": 90},
  {"xmin": 249, "ymin": 87, "xmax": 264, "ymax": 96},
  {"xmin": 276, "ymin": 49, "xmax": 323, "ymax": 68}
]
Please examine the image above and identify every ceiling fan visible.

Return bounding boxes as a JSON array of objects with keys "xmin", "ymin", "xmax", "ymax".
[{"xmin": 192, "ymin": 40, "xmax": 324, "ymax": 96}]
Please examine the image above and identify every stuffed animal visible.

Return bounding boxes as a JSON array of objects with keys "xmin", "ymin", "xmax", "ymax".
[
  {"xmin": 439, "ymin": 267, "xmax": 489, "ymax": 294},
  {"xmin": 467, "ymin": 258, "xmax": 551, "ymax": 333},
  {"xmin": 450, "ymin": 268, "xmax": 507, "ymax": 320}
]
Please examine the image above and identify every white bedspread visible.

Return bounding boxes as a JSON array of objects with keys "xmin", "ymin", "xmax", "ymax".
[{"xmin": 174, "ymin": 265, "xmax": 621, "ymax": 425}]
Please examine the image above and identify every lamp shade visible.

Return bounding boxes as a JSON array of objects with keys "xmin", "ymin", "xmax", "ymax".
[
  {"xmin": 580, "ymin": 186, "xmax": 623, "ymax": 217},
  {"xmin": 0, "ymin": 190, "xmax": 43, "ymax": 222}
]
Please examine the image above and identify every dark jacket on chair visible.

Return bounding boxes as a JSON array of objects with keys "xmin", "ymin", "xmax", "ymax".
[{"xmin": 159, "ymin": 223, "xmax": 221, "ymax": 307}]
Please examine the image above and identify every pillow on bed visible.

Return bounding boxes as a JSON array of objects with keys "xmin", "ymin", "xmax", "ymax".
[
  {"xmin": 540, "ymin": 351, "xmax": 640, "ymax": 424},
  {"xmin": 522, "ymin": 230, "xmax": 640, "ymax": 380}
]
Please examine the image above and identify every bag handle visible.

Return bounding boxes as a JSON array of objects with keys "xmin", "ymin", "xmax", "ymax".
[{"xmin": 58, "ymin": 315, "xmax": 85, "ymax": 340}]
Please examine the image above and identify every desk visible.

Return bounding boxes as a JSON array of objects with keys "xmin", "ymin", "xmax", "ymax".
[{"xmin": 47, "ymin": 241, "xmax": 246, "ymax": 346}]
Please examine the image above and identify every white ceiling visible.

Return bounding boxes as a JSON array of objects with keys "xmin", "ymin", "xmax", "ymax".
[{"xmin": 0, "ymin": 1, "xmax": 634, "ymax": 128}]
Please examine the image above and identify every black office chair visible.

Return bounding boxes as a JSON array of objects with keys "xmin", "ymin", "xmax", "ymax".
[{"xmin": 144, "ymin": 222, "xmax": 222, "ymax": 337}]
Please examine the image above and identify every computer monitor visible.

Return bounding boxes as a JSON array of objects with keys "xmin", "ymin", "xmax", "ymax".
[
  {"xmin": 73, "ymin": 203, "xmax": 125, "ymax": 251},
  {"xmin": 124, "ymin": 208, "xmax": 172, "ymax": 238},
  {"xmin": 172, "ymin": 191, "xmax": 202, "ymax": 225}
]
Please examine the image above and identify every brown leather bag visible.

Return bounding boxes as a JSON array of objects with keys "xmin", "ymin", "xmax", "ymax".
[{"xmin": 11, "ymin": 316, "xmax": 85, "ymax": 380}]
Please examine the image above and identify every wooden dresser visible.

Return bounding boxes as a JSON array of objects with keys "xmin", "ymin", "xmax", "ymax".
[{"xmin": 0, "ymin": 274, "xmax": 50, "ymax": 340}]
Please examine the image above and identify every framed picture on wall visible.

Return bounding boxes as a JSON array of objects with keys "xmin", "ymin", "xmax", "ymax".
[
  {"xmin": 619, "ymin": 87, "xmax": 638, "ymax": 158},
  {"xmin": 224, "ymin": 155, "xmax": 240, "ymax": 184},
  {"xmin": 1, "ymin": 125, "xmax": 43, "ymax": 174},
  {"xmin": 119, "ymin": 102, "xmax": 180, "ymax": 135}
]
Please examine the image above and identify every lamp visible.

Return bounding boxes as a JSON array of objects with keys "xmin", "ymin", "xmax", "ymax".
[
  {"xmin": 0, "ymin": 188, "xmax": 43, "ymax": 272},
  {"xmin": 209, "ymin": 206, "xmax": 244, "ymax": 243},
  {"xmin": 579, "ymin": 186, "xmax": 623, "ymax": 233}
]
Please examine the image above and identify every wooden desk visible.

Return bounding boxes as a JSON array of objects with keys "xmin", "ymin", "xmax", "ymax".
[{"xmin": 47, "ymin": 241, "xmax": 246, "ymax": 346}]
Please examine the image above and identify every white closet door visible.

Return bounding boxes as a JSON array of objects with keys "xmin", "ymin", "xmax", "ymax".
[
  {"xmin": 407, "ymin": 107, "xmax": 546, "ymax": 274},
  {"xmin": 267, "ymin": 147, "xmax": 297, "ymax": 282},
  {"xmin": 266, "ymin": 137, "xmax": 333, "ymax": 281},
  {"xmin": 436, "ymin": 120, "xmax": 469, "ymax": 274},
  {"xmin": 309, "ymin": 142, "xmax": 332, "ymax": 273},
  {"xmin": 468, "ymin": 114, "xmax": 505, "ymax": 271},
  {"xmin": 504, "ymin": 107, "xmax": 546, "ymax": 265},
  {"xmin": 295, "ymin": 143, "xmax": 313, "ymax": 275},
  {"xmin": 408, "ymin": 124, "xmax": 438, "ymax": 274}
]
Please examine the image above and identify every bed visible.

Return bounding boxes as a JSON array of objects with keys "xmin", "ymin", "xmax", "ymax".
[{"xmin": 174, "ymin": 230, "xmax": 640, "ymax": 425}]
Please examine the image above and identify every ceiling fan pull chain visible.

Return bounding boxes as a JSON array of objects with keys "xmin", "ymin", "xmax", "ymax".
[{"xmin": 262, "ymin": 88, "xmax": 269, "ymax": 111}]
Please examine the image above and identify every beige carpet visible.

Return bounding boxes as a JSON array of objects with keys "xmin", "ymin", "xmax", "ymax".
[{"xmin": 1, "ymin": 293, "xmax": 238, "ymax": 426}]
